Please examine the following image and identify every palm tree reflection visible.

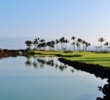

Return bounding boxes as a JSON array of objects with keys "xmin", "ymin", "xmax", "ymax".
[
  {"xmin": 25, "ymin": 60, "xmax": 32, "ymax": 66},
  {"xmin": 33, "ymin": 56, "xmax": 38, "ymax": 68},
  {"xmin": 46, "ymin": 60, "xmax": 54, "ymax": 67},
  {"xmin": 71, "ymin": 69, "xmax": 74, "ymax": 73},
  {"xmin": 97, "ymin": 78, "xmax": 110, "ymax": 100},
  {"xmin": 33, "ymin": 62, "xmax": 37, "ymax": 68},
  {"xmin": 25, "ymin": 56, "xmax": 74, "ymax": 73},
  {"xmin": 37, "ymin": 58, "xmax": 46, "ymax": 68}
]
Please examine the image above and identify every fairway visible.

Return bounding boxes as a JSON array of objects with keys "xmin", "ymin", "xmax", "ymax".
[
  {"xmin": 66, "ymin": 52, "xmax": 110, "ymax": 67},
  {"xmin": 31, "ymin": 50, "xmax": 110, "ymax": 67}
]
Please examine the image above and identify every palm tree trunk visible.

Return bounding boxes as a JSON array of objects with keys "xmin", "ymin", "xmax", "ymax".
[
  {"xmin": 61, "ymin": 43, "xmax": 62, "ymax": 50},
  {"xmin": 57, "ymin": 44, "xmax": 59, "ymax": 51},
  {"xmin": 85, "ymin": 46, "xmax": 86, "ymax": 51},
  {"xmin": 65, "ymin": 43, "xmax": 67, "ymax": 50},
  {"xmin": 77, "ymin": 46, "xmax": 78, "ymax": 51},
  {"xmin": 101, "ymin": 42, "xmax": 103, "ymax": 51},
  {"xmin": 56, "ymin": 44, "xmax": 57, "ymax": 50},
  {"xmin": 79, "ymin": 45, "xmax": 80, "ymax": 51},
  {"xmin": 74, "ymin": 45, "xmax": 75, "ymax": 51},
  {"xmin": 83, "ymin": 44, "xmax": 84, "ymax": 51}
]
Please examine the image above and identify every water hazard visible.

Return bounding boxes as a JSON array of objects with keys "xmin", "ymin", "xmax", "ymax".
[{"xmin": 0, "ymin": 56, "xmax": 107, "ymax": 100}]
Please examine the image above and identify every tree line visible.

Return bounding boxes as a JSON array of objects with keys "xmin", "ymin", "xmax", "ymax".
[
  {"xmin": 96, "ymin": 38, "xmax": 110, "ymax": 51},
  {"xmin": 25, "ymin": 37, "xmax": 110, "ymax": 52},
  {"xmin": 25, "ymin": 36, "xmax": 91, "ymax": 51}
]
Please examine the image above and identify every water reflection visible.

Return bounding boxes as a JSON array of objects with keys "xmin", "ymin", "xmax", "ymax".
[
  {"xmin": 58, "ymin": 58, "xmax": 110, "ymax": 100},
  {"xmin": 25, "ymin": 56, "xmax": 74, "ymax": 73},
  {"xmin": 0, "ymin": 55, "xmax": 108, "ymax": 100},
  {"xmin": 97, "ymin": 78, "xmax": 110, "ymax": 100},
  {"xmin": 0, "ymin": 54, "xmax": 18, "ymax": 59},
  {"xmin": 25, "ymin": 56, "xmax": 32, "ymax": 66}
]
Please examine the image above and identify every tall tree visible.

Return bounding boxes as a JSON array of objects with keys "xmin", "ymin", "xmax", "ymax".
[
  {"xmin": 85, "ymin": 42, "xmax": 91, "ymax": 51},
  {"xmin": 55, "ymin": 39, "xmax": 59, "ymax": 50},
  {"xmin": 76, "ymin": 42, "xmax": 80, "ymax": 51},
  {"xmin": 25, "ymin": 40, "xmax": 32, "ymax": 49},
  {"xmin": 82, "ymin": 40, "xmax": 86, "ymax": 51},
  {"xmin": 98, "ymin": 37, "xmax": 105, "ymax": 51},
  {"xmin": 42, "ymin": 43, "xmax": 47, "ymax": 50},
  {"xmin": 71, "ymin": 36, "xmax": 76, "ymax": 50},
  {"xmin": 64, "ymin": 39, "xmax": 69, "ymax": 50},
  {"xmin": 104, "ymin": 42, "xmax": 109, "ymax": 51},
  {"xmin": 71, "ymin": 36, "xmax": 76, "ymax": 42},
  {"xmin": 77, "ymin": 38, "xmax": 82, "ymax": 51},
  {"xmin": 95, "ymin": 46, "xmax": 98, "ymax": 52},
  {"xmin": 33, "ymin": 39, "xmax": 38, "ymax": 49},
  {"xmin": 40, "ymin": 39, "xmax": 45, "ymax": 43},
  {"xmin": 59, "ymin": 37, "xmax": 65, "ymax": 50},
  {"xmin": 87, "ymin": 43, "xmax": 91, "ymax": 51},
  {"xmin": 47, "ymin": 42, "xmax": 51, "ymax": 50},
  {"xmin": 71, "ymin": 42, "xmax": 75, "ymax": 51},
  {"xmin": 51, "ymin": 41, "xmax": 55, "ymax": 50},
  {"xmin": 37, "ymin": 43, "xmax": 42, "ymax": 50}
]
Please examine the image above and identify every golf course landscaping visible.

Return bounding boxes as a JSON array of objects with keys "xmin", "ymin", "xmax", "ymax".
[{"xmin": 28, "ymin": 50, "xmax": 110, "ymax": 68}]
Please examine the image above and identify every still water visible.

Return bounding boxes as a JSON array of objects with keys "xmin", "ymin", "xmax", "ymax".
[{"xmin": 0, "ymin": 56, "xmax": 107, "ymax": 100}]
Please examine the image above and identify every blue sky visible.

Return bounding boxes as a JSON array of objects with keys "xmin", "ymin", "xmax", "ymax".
[{"xmin": 0, "ymin": 0, "xmax": 110, "ymax": 44}]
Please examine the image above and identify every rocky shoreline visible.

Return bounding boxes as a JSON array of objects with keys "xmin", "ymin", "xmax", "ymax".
[
  {"xmin": 58, "ymin": 58, "xmax": 110, "ymax": 79},
  {"xmin": 0, "ymin": 49, "xmax": 27, "ymax": 57}
]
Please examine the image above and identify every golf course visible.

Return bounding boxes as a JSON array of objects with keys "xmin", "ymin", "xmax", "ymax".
[{"xmin": 27, "ymin": 50, "xmax": 110, "ymax": 68}]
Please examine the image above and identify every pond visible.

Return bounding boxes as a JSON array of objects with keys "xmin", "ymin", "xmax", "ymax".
[{"xmin": 0, "ymin": 56, "xmax": 107, "ymax": 100}]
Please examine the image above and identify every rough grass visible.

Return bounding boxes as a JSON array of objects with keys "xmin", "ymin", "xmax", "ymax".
[{"xmin": 29, "ymin": 50, "xmax": 110, "ymax": 67}]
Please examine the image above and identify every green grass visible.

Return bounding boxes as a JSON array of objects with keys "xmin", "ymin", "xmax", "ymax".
[
  {"xmin": 66, "ymin": 52, "xmax": 110, "ymax": 67},
  {"xmin": 28, "ymin": 50, "xmax": 110, "ymax": 67}
]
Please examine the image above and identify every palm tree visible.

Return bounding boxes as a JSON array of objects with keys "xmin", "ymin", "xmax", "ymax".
[
  {"xmin": 88, "ymin": 43, "xmax": 91, "ymax": 51},
  {"xmin": 104, "ymin": 42, "xmax": 109, "ymax": 51},
  {"xmin": 98, "ymin": 37, "xmax": 105, "ymax": 51},
  {"xmin": 47, "ymin": 42, "xmax": 51, "ymax": 50},
  {"xmin": 38, "ymin": 39, "xmax": 45, "ymax": 50},
  {"xmin": 42, "ymin": 42, "xmax": 47, "ymax": 50},
  {"xmin": 64, "ymin": 39, "xmax": 69, "ymax": 50},
  {"xmin": 77, "ymin": 38, "xmax": 82, "ymax": 51},
  {"xmin": 25, "ymin": 40, "xmax": 32, "ymax": 49},
  {"xmin": 82, "ymin": 40, "xmax": 86, "ymax": 51},
  {"xmin": 51, "ymin": 41, "xmax": 55, "ymax": 50},
  {"xmin": 71, "ymin": 36, "xmax": 76, "ymax": 50},
  {"xmin": 85, "ymin": 42, "xmax": 90, "ymax": 51},
  {"xmin": 98, "ymin": 46, "xmax": 102, "ymax": 51},
  {"xmin": 51, "ymin": 41, "xmax": 55, "ymax": 45},
  {"xmin": 40, "ymin": 39, "xmax": 45, "ymax": 43},
  {"xmin": 33, "ymin": 39, "xmax": 38, "ymax": 49},
  {"xmin": 71, "ymin": 36, "xmax": 76, "ymax": 42},
  {"xmin": 104, "ymin": 43, "xmax": 107, "ymax": 51},
  {"xmin": 59, "ymin": 37, "xmax": 65, "ymax": 50},
  {"xmin": 55, "ymin": 39, "xmax": 59, "ymax": 50},
  {"xmin": 37, "ymin": 43, "xmax": 42, "ymax": 50},
  {"xmin": 76, "ymin": 42, "xmax": 80, "ymax": 51},
  {"xmin": 95, "ymin": 46, "xmax": 98, "ymax": 52},
  {"xmin": 71, "ymin": 42, "xmax": 75, "ymax": 51}
]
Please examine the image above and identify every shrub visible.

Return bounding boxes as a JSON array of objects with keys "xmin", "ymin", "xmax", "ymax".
[{"xmin": 63, "ymin": 50, "xmax": 73, "ymax": 53}]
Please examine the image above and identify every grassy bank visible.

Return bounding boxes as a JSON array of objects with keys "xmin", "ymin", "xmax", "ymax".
[{"xmin": 28, "ymin": 50, "xmax": 110, "ymax": 67}]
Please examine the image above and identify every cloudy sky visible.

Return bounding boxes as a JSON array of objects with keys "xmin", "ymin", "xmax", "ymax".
[{"xmin": 0, "ymin": 0, "xmax": 110, "ymax": 45}]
